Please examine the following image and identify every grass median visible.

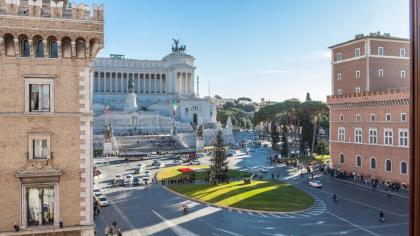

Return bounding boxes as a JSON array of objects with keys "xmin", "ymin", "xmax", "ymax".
[
  {"xmin": 156, "ymin": 165, "xmax": 251, "ymax": 181},
  {"xmin": 168, "ymin": 180, "xmax": 314, "ymax": 212}
]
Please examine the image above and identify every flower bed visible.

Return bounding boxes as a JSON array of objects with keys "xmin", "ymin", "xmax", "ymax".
[{"xmin": 178, "ymin": 167, "xmax": 193, "ymax": 173}]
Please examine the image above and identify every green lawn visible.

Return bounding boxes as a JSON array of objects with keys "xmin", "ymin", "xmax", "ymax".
[
  {"xmin": 157, "ymin": 165, "xmax": 251, "ymax": 181},
  {"xmin": 168, "ymin": 180, "xmax": 314, "ymax": 212},
  {"xmin": 314, "ymin": 154, "xmax": 331, "ymax": 163}
]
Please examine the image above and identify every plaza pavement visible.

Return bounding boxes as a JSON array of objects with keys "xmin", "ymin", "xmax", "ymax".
[{"xmin": 94, "ymin": 149, "xmax": 409, "ymax": 236}]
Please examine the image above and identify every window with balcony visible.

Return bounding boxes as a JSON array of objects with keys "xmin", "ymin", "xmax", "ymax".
[
  {"xmin": 26, "ymin": 186, "xmax": 55, "ymax": 226},
  {"xmin": 384, "ymin": 129, "xmax": 393, "ymax": 145}
]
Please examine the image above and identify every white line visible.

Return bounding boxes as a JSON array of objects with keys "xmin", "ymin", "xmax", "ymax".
[
  {"xmin": 108, "ymin": 197, "xmax": 147, "ymax": 235},
  {"xmin": 327, "ymin": 211, "xmax": 380, "ymax": 236},
  {"xmin": 213, "ymin": 226, "xmax": 244, "ymax": 236},
  {"xmin": 152, "ymin": 210, "xmax": 200, "ymax": 236}
]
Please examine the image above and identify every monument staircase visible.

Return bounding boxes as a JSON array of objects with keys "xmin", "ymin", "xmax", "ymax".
[{"xmin": 116, "ymin": 135, "xmax": 185, "ymax": 154}]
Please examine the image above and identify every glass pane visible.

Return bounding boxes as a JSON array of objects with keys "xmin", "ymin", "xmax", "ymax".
[
  {"xmin": 49, "ymin": 41, "xmax": 58, "ymax": 58},
  {"xmin": 42, "ymin": 188, "xmax": 54, "ymax": 224},
  {"xmin": 41, "ymin": 85, "xmax": 50, "ymax": 111},
  {"xmin": 27, "ymin": 188, "xmax": 41, "ymax": 226},
  {"xmin": 30, "ymin": 85, "xmax": 40, "ymax": 111}
]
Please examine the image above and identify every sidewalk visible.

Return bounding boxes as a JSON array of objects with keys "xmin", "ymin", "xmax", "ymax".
[{"xmin": 324, "ymin": 174, "xmax": 409, "ymax": 199}]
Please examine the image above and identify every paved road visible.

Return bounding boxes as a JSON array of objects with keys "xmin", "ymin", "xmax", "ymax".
[{"xmin": 94, "ymin": 149, "xmax": 409, "ymax": 236}]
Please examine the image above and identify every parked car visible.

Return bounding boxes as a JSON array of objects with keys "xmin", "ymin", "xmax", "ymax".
[
  {"xmin": 309, "ymin": 180, "xmax": 323, "ymax": 188},
  {"xmin": 259, "ymin": 167, "xmax": 269, "ymax": 173},
  {"xmin": 152, "ymin": 160, "xmax": 161, "ymax": 166},
  {"xmin": 133, "ymin": 168, "xmax": 140, "ymax": 174},
  {"xmin": 93, "ymin": 187, "xmax": 101, "ymax": 195},
  {"xmin": 189, "ymin": 160, "xmax": 200, "ymax": 165},
  {"xmin": 198, "ymin": 153, "xmax": 205, "ymax": 158},
  {"xmin": 159, "ymin": 162, "xmax": 165, "ymax": 168},
  {"xmin": 115, "ymin": 174, "xmax": 123, "ymax": 180},
  {"xmin": 125, "ymin": 175, "xmax": 133, "ymax": 184},
  {"xmin": 116, "ymin": 179, "xmax": 125, "ymax": 187},
  {"xmin": 94, "ymin": 192, "xmax": 103, "ymax": 199},
  {"xmin": 133, "ymin": 177, "xmax": 141, "ymax": 186},
  {"xmin": 97, "ymin": 196, "xmax": 109, "ymax": 206}
]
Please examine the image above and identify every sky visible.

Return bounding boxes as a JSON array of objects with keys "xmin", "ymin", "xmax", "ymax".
[{"xmin": 83, "ymin": 0, "xmax": 409, "ymax": 102}]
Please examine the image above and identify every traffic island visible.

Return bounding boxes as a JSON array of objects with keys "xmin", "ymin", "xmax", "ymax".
[{"xmin": 157, "ymin": 166, "xmax": 314, "ymax": 212}]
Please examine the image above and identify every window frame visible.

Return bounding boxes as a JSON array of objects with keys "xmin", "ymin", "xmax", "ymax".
[
  {"xmin": 338, "ymin": 127, "xmax": 345, "ymax": 142},
  {"xmin": 336, "ymin": 52, "xmax": 343, "ymax": 61},
  {"xmin": 354, "ymin": 128, "xmax": 362, "ymax": 143},
  {"xmin": 401, "ymin": 113, "xmax": 407, "ymax": 122},
  {"xmin": 378, "ymin": 69, "xmax": 384, "ymax": 77},
  {"xmin": 339, "ymin": 114, "xmax": 344, "ymax": 122},
  {"xmin": 355, "ymin": 70, "xmax": 360, "ymax": 79},
  {"xmin": 371, "ymin": 114, "xmax": 376, "ymax": 122},
  {"xmin": 385, "ymin": 159, "xmax": 392, "ymax": 172},
  {"xmin": 355, "ymin": 114, "xmax": 361, "ymax": 122},
  {"xmin": 386, "ymin": 113, "xmax": 392, "ymax": 122},
  {"xmin": 21, "ymin": 183, "xmax": 60, "ymax": 228},
  {"xmin": 337, "ymin": 73, "xmax": 342, "ymax": 81},
  {"xmin": 356, "ymin": 155, "xmax": 362, "ymax": 167},
  {"xmin": 401, "ymin": 70, "xmax": 406, "ymax": 79},
  {"xmin": 370, "ymin": 157, "xmax": 377, "ymax": 170},
  {"xmin": 355, "ymin": 48, "xmax": 361, "ymax": 57},
  {"xmin": 400, "ymin": 48, "xmax": 406, "ymax": 57},
  {"xmin": 337, "ymin": 89, "xmax": 342, "ymax": 95},
  {"xmin": 355, "ymin": 87, "xmax": 361, "ymax": 93},
  {"xmin": 24, "ymin": 78, "xmax": 54, "ymax": 113},
  {"xmin": 28, "ymin": 133, "xmax": 51, "ymax": 160},
  {"xmin": 369, "ymin": 128, "xmax": 377, "ymax": 144},
  {"xmin": 339, "ymin": 153, "xmax": 345, "ymax": 164},
  {"xmin": 399, "ymin": 128, "xmax": 409, "ymax": 147},
  {"xmin": 400, "ymin": 161, "xmax": 408, "ymax": 175},
  {"xmin": 384, "ymin": 128, "xmax": 394, "ymax": 145},
  {"xmin": 378, "ymin": 46, "xmax": 384, "ymax": 56}
]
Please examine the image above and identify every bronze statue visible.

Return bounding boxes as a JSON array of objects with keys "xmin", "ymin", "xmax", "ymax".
[
  {"xmin": 197, "ymin": 123, "xmax": 204, "ymax": 138},
  {"xmin": 172, "ymin": 39, "xmax": 180, "ymax": 52},
  {"xmin": 128, "ymin": 77, "xmax": 134, "ymax": 92}
]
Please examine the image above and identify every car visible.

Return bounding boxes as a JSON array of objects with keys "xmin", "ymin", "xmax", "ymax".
[
  {"xmin": 93, "ymin": 187, "xmax": 101, "ymax": 194},
  {"xmin": 259, "ymin": 167, "xmax": 269, "ymax": 173},
  {"xmin": 189, "ymin": 160, "xmax": 200, "ymax": 165},
  {"xmin": 159, "ymin": 162, "xmax": 165, "ymax": 168},
  {"xmin": 115, "ymin": 174, "xmax": 123, "ymax": 180},
  {"xmin": 144, "ymin": 170, "xmax": 150, "ymax": 175},
  {"xmin": 198, "ymin": 153, "xmax": 205, "ymax": 158},
  {"xmin": 133, "ymin": 177, "xmax": 141, "ymax": 186},
  {"xmin": 309, "ymin": 180, "xmax": 323, "ymax": 188},
  {"xmin": 97, "ymin": 196, "xmax": 109, "ymax": 206},
  {"xmin": 94, "ymin": 192, "xmax": 103, "ymax": 199},
  {"xmin": 133, "ymin": 168, "xmax": 140, "ymax": 174},
  {"xmin": 116, "ymin": 179, "xmax": 125, "ymax": 187},
  {"xmin": 152, "ymin": 160, "xmax": 161, "ymax": 166},
  {"xmin": 125, "ymin": 175, "xmax": 133, "ymax": 184}
]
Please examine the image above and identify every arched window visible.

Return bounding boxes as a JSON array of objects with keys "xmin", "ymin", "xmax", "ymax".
[
  {"xmin": 400, "ymin": 161, "xmax": 408, "ymax": 175},
  {"xmin": 48, "ymin": 37, "xmax": 58, "ymax": 58},
  {"xmin": 89, "ymin": 38, "xmax": 101, "ymax": 58},
  {"xmin": 33, "ymin": 36, "xmax": 44, "ymax": 57},
  {"xmin": 76, "ymin": 38, "xmax": 86, "ymax": 59},
  {"xmin": 385, "ymin": 159, "xmax": 392, "ymax": 172},
  {"xmin": 356, "ymin": 155, "xmax": 362, "ymax": 167},
  {"xmin": 370, "ymin": 157, "xmax": 377, "ymax": 169},
  {"xmin": 19, "ymin": 35, "xmax": 30, "ymax": 57},
  {"xmin": 61, "ymin": 37, "xmax": 71, "ymax": 58},
  {"xmin": 339, "ymin": 153, "xmax": 344, "ymax": 163},
  {"xmin": 4, "ymin": 34, "xmax": 15, "ymax": 56}
]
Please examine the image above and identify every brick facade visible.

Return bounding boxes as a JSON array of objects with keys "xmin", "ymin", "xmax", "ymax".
[
  {"xmin": 0, "ymin": 1, "xmax": 103, "ymax": 235},
  {"xmin": 328, "ymin": 33, "xmax": 410, "ymax": 187}
]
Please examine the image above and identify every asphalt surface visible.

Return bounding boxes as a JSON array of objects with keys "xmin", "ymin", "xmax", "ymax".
[{"xmin": 94, "ymin": 149, "xmax": 409, "ymax": 236}]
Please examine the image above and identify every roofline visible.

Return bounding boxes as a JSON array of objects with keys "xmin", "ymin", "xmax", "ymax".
[{"xmin": 329, "ymin": 36, "xmax": 409, "ymax": 49}]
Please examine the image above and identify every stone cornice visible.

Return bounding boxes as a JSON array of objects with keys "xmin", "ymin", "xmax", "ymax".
[
  {"xmin": 329, "ymin": 98, "xmax": 409, "ymax": 109},
  {"xmin": 16, "ymin": 159, "xmax": 62, "ymax": 178}
]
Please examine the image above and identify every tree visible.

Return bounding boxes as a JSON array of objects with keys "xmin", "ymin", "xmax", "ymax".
[
  {"xmin": 271, "ymin": 122, "xmax": 280, "ymax": 151},
  {"xmin": 237, "ymin": 97, "xmax": 253, "ymax": 103},
  {"xmin": 280, "ymin": 130, "xmax": 288, "ymax": 157},
  {"xmin": 306, "ymin": 92, "xmax": 312, "ymax": 101},
  {"xmin": 214, "ymin": 95, "xmax": 222, "ymax": 99},
  {"xmin": 209, "ymin": 129, "xmax": 229, "ymax": 184}
]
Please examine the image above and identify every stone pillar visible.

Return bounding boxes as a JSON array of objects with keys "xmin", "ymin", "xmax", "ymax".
[{"xmin": 57, "ymin": 40, "xmax": 62, "ymax": 58}]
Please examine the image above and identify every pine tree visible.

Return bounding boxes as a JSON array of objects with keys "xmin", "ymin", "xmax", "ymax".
[
  {"xmin": 271, "ymin": 122, "xmax": 280, "ymax": 151},
  {"xmin": 210, "ymin": 129, "xmax": 229, "ymax": 184},
  {"xmin": 280, "ymin": 127, "xmax": 289, "ymax": 157},
  {"xmin": 306, "ymin": 92, "xmax": 312, "ymax": 101}
]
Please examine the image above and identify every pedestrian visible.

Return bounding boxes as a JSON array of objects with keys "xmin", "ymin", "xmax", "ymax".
[{"xmin": 117, "ymin": 229, "xmax": 122, "ymax": 236}]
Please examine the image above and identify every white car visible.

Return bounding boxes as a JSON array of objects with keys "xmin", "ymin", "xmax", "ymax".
[
  {"xmin": 125, "ymin": 175, "xmax": 133, "ymax": 184},
  {"xmin": 259, "ymin": 167, "xmax": 269, "ymax": 173},
  {"xmin": 198, "ymin": 153, "xmax": 205, "ymax": 158},
  {"xmin": 309, "ymin": 180, "xmax": 323, "ymax": 188},
  {"xmin": 97, "ymin": 196, "xmax": 109, "ymax": 206},
  {"xmin": 189, "ymin": 160, "xmax": 200, "ymax": 165},
  {"xmin": 115, "ymin": 174, "xmax": 123, "ymax": 180},
  {"xmin": 93, "ymin": 187, "xmax": 101, "ymax": 194},
  {"xmin": 94, "ymin": 192, "xmax": 103, "ymax": 199}
]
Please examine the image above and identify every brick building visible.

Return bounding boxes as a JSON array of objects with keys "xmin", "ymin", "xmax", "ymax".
[
  {"xmin": 0, "ymin": 1, "xmax": 103, "ymax": 235},
  {"xmin": 327, "ymin": 32, "xmax": 410, "ymax": 187}
]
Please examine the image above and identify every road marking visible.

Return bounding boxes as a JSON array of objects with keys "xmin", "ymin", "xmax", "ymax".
[
  {"xmin": 107, "ymin": 197, "xmax": 148, "ymax": 236},
  {"xmin": 152, "ymin": 210, "xmax": 199, "ymax": 236},
  {"xmin": 212, "ymin": 226, "xmax": 244, "ymax": 236},
  {"xmin": 317, "ymin": 188, "xmax": 407, "ymax": 217},
  {"xmin": 327, "ymin": 211, "xmax": 380, "ymax": 236}
]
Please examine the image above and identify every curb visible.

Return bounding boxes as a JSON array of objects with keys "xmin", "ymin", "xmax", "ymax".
[{"xmin": 327, "ymin": 176, "xmax": 409, "ymax": 200}]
